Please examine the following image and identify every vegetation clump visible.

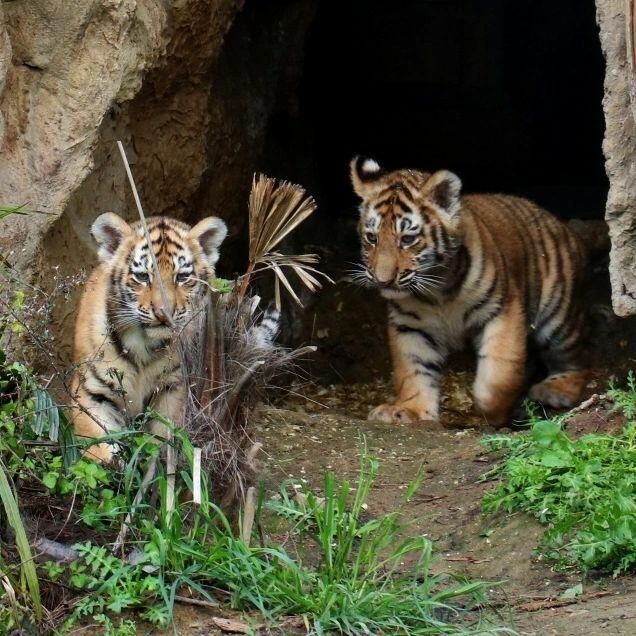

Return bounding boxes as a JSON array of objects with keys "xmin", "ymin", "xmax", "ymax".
[
  {"xmin": 482, "ymin": 380, "xmax": 636, "ymax": 575},
  {"xmin": 0, "ymin": 204, "xmax": 498, "ymax": 634}
]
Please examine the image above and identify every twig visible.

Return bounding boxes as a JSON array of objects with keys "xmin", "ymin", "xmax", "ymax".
[
  {"xmin": 117, "ymin": 140, "xmax": 176, "ymax": 517},
  {"xmin": 240, "ymin": 486, "xmax": 257, "ymax": 547},
  {"xmin": 174, "ymin": 594, "xmax": 219, "ymax": 609},
  {"xmin": 166, "ymin": 443, "xmax": 176, "ymax": 515},
  {"xmin": 192, "ymin": 447, "xmax": 202, "ymax": 505},
  {"xmin": 516, "ymin": 590, "xmax": 611, "ymax": 612},
  {"xmin": 116, "ymin": 141, "xmax": 173, "ymax": 327},
  {"xmin": 570, "ymin": 392, "xmax": 611, "ymax": 414}
]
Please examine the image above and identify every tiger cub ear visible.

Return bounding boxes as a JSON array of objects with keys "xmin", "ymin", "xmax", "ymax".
[
  {"xmin": 350, "ymin": 156, "xmax": 385, "ymax": 198},
  {"xmin": 189, "ymin": 216, "xmax": 228, "ymax": 267},
  {"xmin": 91, "ymin": 213, "xmax": 133, "ymax": 262},
  {"xmin": 421, "ymin": 170, "xmax": 462, "ymax": 219}
]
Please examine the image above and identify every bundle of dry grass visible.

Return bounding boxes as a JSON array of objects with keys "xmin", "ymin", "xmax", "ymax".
[{"xmin": 178, "ymin": 175, "xmax": 331, "ymax": 507}]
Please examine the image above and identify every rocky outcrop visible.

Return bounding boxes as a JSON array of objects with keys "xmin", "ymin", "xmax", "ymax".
[{"xmin": 597, "ymin": 1, "xmax": 636, "ymax": 316}]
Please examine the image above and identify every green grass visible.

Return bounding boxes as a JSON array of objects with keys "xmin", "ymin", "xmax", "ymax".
[
  {"xmin": 0, "ymin": 459, "xmax": 42, "ymax": 628},
  {"xmin": 259, "ymin": 451, "xmax": 502, "ymax": 635},
  {"xmin": 0, "ymin": 353, "xmax": 507, "ymax": 634},
  {"xmin": 61, "ymin": 442, "xmax": 503, "ymax": 635},
  {"xmin": 482, "ymin": 378, "xmax": 636, "ymax": 574}
]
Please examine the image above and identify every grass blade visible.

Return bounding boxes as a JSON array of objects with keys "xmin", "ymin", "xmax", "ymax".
[{"xmin": 0, "ymin": 460, "xmax": 41, "ymax": 621}]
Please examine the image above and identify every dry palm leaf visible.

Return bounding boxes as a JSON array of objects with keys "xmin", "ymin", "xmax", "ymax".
[{"xmin": 238, "ymin": 174, "xmax": 333, "ymax": 308}]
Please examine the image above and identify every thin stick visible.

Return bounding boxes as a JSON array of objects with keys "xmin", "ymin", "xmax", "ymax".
[
  {"xmin": 116, "ymin": 141, "xmax": 173, "ymax": 326},
  {"xmin": 240, "ymin": 486, "xmax": 257, "ymax": 547},
  {"xmin": 166, "ymin": 443, "xmax": 176, "ymax": 515},
  {"xmin": 174, "ymin": 595, "xmax": 219, "ymax": 609},
  {"xmin": 113, "ymin": 456, "xmax": 158, "ymax": 553},
  {"xmin": 117, "ymin": 140, "xmax": 176, "ymax": 518},
  {"xmin": 192, "ymin": 447, "xmax": 202, "ymax": 505}
]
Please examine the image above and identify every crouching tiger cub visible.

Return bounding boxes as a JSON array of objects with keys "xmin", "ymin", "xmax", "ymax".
[
  {"xmin": 350, "ymin": 157, "xmax": 603, "ymax": 427},
  {"xmin": 71, "ymin": 213, "xmax": 227, "ymax": 462}
]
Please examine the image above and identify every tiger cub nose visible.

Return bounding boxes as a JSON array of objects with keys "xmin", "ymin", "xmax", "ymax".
[
  {"xmin": 153, "ymin": 305, "xmax": 171, "ymax": 324},
  {"xmin": 375, "ymin": 274, "xmax": 396, "ymax": 287}
]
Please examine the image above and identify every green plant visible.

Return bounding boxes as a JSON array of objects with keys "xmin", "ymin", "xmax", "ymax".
[
  {"xmin": 482, "ymin": 381, "xmax": 636, "ymax": 574},
  {"xmin": 0, "ymin": 459, "xmax": 42, "ymax": 627},
  {"xmin": 263, "ymin": 450, "xmax": 499, "ymax": 635},
  {"xmin": 0, "ymin": 341, "xmax": 504, "ymax": 634},
  {"xmin": 52, "ymin": 440, "xmax": 504, "ymax": 635}
]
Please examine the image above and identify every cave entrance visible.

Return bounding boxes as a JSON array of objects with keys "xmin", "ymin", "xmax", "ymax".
[
  {"xmin": 257, "ymin": 0, "xmax": 612, "ymax": 383},
  {"xmin": 261, "ymin": 0, "xmax": 607, "ymax": 259}
]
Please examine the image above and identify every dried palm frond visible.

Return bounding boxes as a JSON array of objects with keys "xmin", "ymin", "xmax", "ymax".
[
  {"xmin": 112, "ymin": 156, "xmax": 327, "ymax": 512},
  {"xmin": 177, "ymin": 174, "xmax": 334, "ymax": 507},
  {"xmin": 238, "ymin": 174, "xmax": 333, "ymax": 308},
  {"xmin": 180, "ymin": 293, "xmax": 315, "ymax": 506}
]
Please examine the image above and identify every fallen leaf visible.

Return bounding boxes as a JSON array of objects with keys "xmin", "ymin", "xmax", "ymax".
[
  {"xmin": 212, "ymin": 617, "xmax": 252, "ymax": 633},
  {"xmin": 560, "ymin": 583, "xmax": 583, "ymax": 599}
]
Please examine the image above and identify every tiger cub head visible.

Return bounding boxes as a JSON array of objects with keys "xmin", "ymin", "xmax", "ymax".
[
  {"xmin": 350, "ymin": 157, "xmax": 464, "ymax": 299},
  {"xmin": 91, "ymin": 213, "xmax": 227, "ymax": 337}
]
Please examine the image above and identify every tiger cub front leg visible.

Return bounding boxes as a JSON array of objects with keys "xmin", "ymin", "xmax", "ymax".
[
  {"xmin": 473, "ymin": 299, "xmax": 526, "ymax": 427},
  {"xmin": 370, "ymin": 323, "xmax": 446, "ymax": 424}
]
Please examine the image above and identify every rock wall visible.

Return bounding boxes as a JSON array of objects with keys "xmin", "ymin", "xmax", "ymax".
[
  {"xmin": 597, "ymin": 1, "xmax": 636, "ymax": 316},
  {"xmin": 0, "ymin": 0, "xmax": 315, "ymax": 360}
]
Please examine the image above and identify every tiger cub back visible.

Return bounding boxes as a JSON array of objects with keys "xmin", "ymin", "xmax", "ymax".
[
  {"xmin": 71, "ymin": 213, "xmax": 227, "ymax": 462},
  {"xmin": 350, "ymin": 157, "xmax": 599, "ymax": 426}
]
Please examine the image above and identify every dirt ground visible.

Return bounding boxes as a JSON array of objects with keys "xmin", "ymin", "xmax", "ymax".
[
  {"xmin": 254, "ymin": 395, "xmax": 636, "ymax": 636},
  {"xmin": 166, "ymin": 273, "xmax": 636, "ymax": 635},
  {"xmin": 252, "ymin": 275, "xmax": 635, "ymax": 635},
  {"xmin": 167, "ymin": 384, "xmax": 636, "ymax": 635}
]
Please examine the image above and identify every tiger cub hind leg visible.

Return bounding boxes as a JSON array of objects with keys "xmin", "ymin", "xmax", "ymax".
[
  {"xmin": 529, "ymin": 302, "xmax": 589, "ymax": 409},
  {"xmin": 528, "ymin": 370, "xmax": 587, "ymax": 408}
]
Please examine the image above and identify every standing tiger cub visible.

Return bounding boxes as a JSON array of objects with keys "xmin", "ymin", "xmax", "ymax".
[
  {"xmin": 71, "ymin": 213, "xmax": 227, "ymax": 462},
  {"xmin": 350, "ymin": 157, "xmax": 601, "ymax": 427}
]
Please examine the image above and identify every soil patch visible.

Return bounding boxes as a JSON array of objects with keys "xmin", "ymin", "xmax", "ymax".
[{"xmin": 253, "ymin": 376, "xmax": 636, "ymax": 635}]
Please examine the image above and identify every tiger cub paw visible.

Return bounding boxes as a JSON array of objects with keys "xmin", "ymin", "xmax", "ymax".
[
  {"xmin": 529, "ymin": 372, "xmax": 586, "ymax": 409},
  {"xmin": 368, "ymin": 403, "xmax": 436, "ymax": 425},
  {"xmin": 83, "ymin": 442, "xmax": 118, "ymax": 464}
]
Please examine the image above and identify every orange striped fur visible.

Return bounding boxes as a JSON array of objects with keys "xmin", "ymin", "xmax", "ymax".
[
  {"xmin": 71, "ymin": 213, "xmax": 227, "ymax": 462},
  {"xmin": 350, "ymin": 157, "xmax": 598, "ymax": 427}
]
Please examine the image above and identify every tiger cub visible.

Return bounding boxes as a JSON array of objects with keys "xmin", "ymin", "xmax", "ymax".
[
  {"xmin": 71, "ymin": 213, "xmax": 227, "ymax": 462},
  {"xmin": 350, "ymin": 157, "xmax": 598, "ymax": 427}
]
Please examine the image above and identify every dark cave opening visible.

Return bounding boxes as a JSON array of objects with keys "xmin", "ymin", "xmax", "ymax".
[
  {"xmin": 253, "ymin": 0, "xmax": 612, "ymax": 381},
  {"xmin": 259, "ymin": 0, "xmax": 607, "ymax": 262}
]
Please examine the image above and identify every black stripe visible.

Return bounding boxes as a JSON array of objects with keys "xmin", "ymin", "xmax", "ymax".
[
  {"xmin": 535, "ymin": 286, "xmax": 566, "ymax": 334},
  {"xmin": 388, "ymin": 301, "xmax": 421, "ymax": 321},
  {"xmin": 395, "ymin": 199, "xmax": 411, "ymax": 214},
  {"xmin": 85, "ymin": 390, "xmax": 120, "ymax": 411},
  {"xmin": 87, "ymin": 365, "xmax": 118, "ymax": 392},
  {"xmin": 542, "ymin": 332, "xmax": 582, "ymax": 356},
  {"xmin": 143, "ymin": 382, "xmax": 182, "ymax": 411},
  {"xmin": 443, "ymin": 244, "xmax": 471, "ymax": 298},
  {"xmin": 409, "ymin": 354, "xmax": 442, "ymax": 376},
  {"xmin": 106, "ymin": 300, "xmax": 139, "ymax": 370},
  {"xmin": 376, "ymin": 197, "xmax": 395, "ymax": 208},
  {"xmin": 392, "ymin": 323, "xmax": 438, "ymax": 349},
  {"xmin": 463, "ymin": 275, "xmax": 499, "ymax": 324},
  {"xmin": 400, "ymin": 187, "xmax": 414, "ymax": 202}
]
